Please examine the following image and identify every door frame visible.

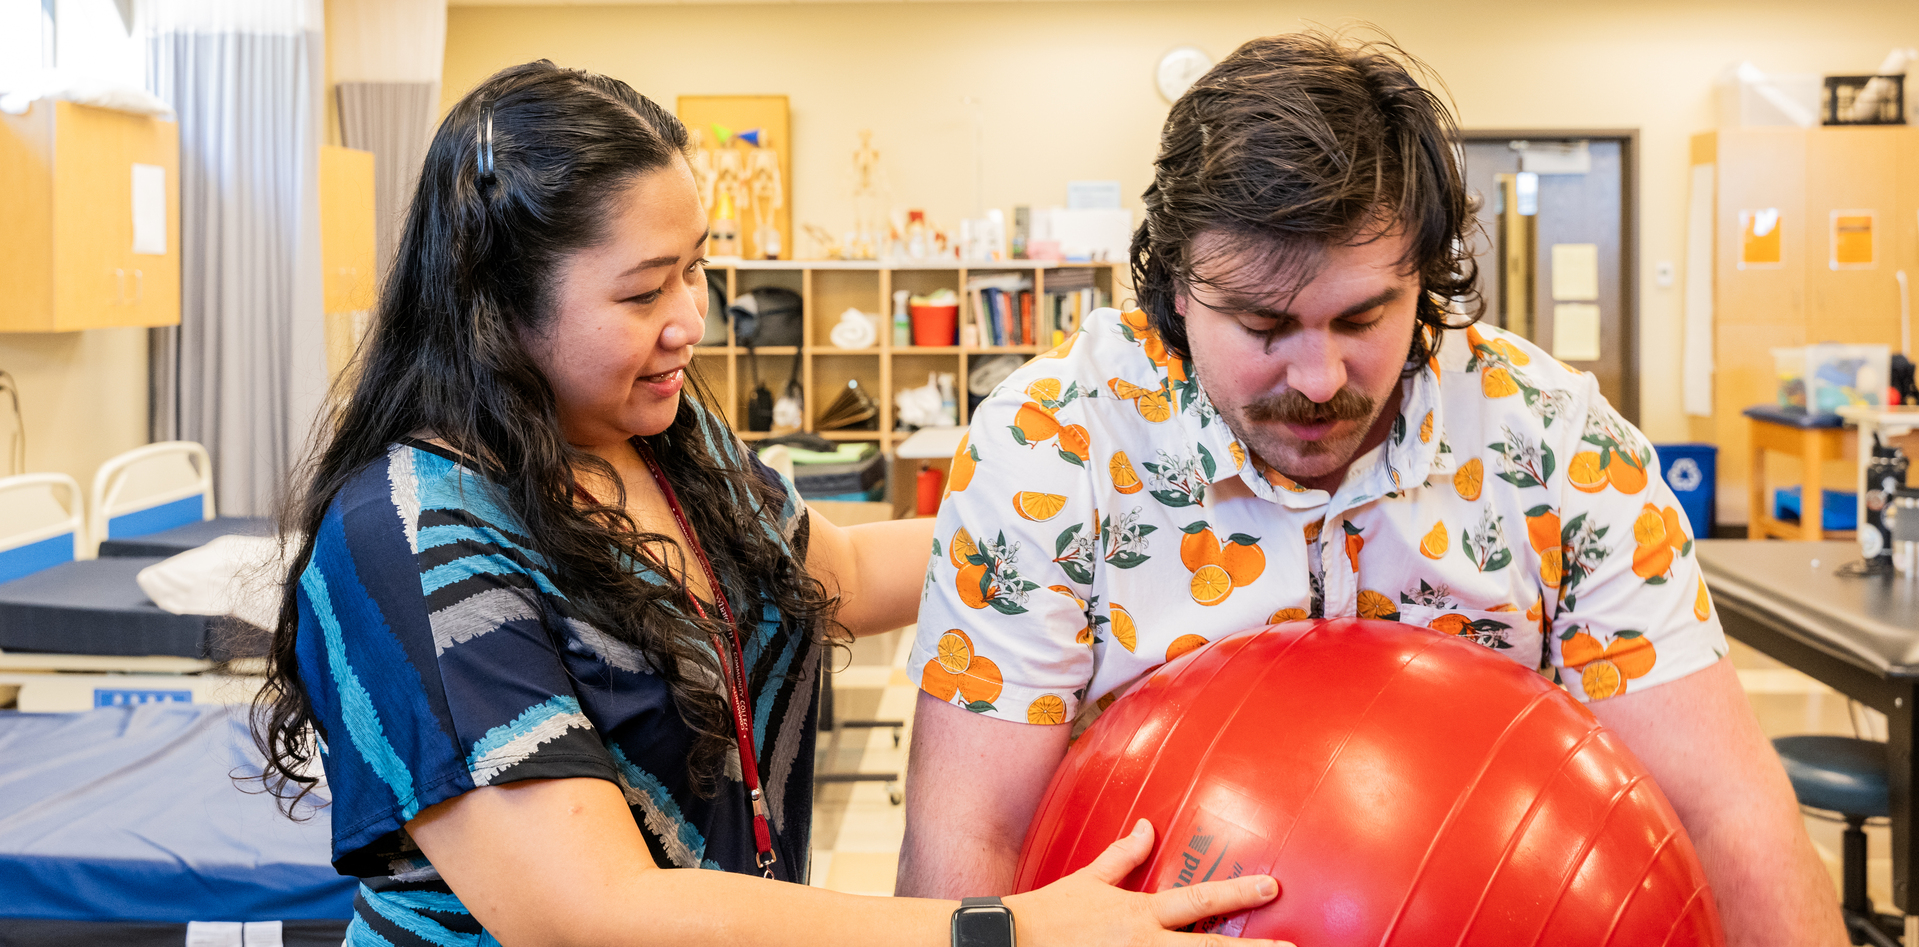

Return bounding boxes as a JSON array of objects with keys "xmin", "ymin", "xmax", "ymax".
[{"xmin": 1458, "ymin": 128, "xmax": 1641, "ymax": 425}]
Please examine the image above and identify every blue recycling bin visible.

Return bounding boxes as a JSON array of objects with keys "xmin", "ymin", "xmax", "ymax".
[{"xmin": 1652, "ymin": 443, "xmax": 1717, "ymax": 538}]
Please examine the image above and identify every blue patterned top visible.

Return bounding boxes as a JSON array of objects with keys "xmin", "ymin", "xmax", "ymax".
[{"xmin": 294, "ymin": 406, "xmax": 819, "ymax": 945}]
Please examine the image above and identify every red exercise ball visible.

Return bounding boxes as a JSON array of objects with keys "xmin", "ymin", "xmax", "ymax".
[{"xmin": 1014, "ymin": 619, "xmax": 1724, "ymax": 947}]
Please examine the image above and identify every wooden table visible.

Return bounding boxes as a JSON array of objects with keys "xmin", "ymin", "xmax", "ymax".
[
  {"xmin": 1697, "ymin": 540, "xmax": 1919, "ymax": 920},
  {"xmin": 1745, "ymin": 406, "xmax": 1856, "ymax": 541}
]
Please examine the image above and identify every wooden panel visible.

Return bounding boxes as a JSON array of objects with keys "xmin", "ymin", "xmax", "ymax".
[
  {"xmin": 1899, "ymin": 129, "xmax": 1919, "ymax": 339},
  {"xmin": 51, "ymin": 102, "xmax": 174, "ymax": 330},
  {"xmin": 1805, "ymin": 127, "xmax": 1901, "ymax": 340},
  {"xmin": 0, "ymin": 103, "xmax": 56, "ymax": 331},
  {"xmin": 118, "ymin": 112, "xmax": 180, "ymax": 329},
  {"xmin": 320, "ymin": 145, "xmax": 377, "ymax": 314}
]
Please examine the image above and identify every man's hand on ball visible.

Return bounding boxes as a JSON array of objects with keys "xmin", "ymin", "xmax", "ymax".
[{"xmin": 1003, "ymin": 819, "xmax": 1292, "ymax": 946}]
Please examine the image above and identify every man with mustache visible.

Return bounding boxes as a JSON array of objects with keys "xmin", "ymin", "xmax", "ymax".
[{"xmin": 897, "ymin": 30, "xmax": 1842, "ymax": 947}]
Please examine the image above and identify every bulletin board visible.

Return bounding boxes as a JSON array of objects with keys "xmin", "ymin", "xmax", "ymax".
[{"xmin": 677, "ymin": 95, "xmax": 792, "ymax": 261}]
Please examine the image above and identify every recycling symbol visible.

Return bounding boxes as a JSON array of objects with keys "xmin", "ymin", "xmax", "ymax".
[{"xmin": 1668, "ymin": 457, "xmax": 1703, "ymax": 492}]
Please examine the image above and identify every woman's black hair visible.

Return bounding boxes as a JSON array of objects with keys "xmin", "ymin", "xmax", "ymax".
[
  {"xmin": 1132, "ymin": 29, "xmax": 1481, "ymax": 369},
  {"xmin": 255, "ymin": 60, "xmax": 836, "ymax": 808}
]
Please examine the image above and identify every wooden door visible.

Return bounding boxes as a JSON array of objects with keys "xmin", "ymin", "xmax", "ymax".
[{"xmin": 1461, "ymin": 135, "xmax": 1636, "ymax": 422}]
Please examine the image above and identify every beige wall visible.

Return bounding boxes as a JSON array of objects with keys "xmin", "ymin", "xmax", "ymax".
[
  {"xmin": 444, "ymin": 0, "xmax": 1919, "ymax": 443},
  {"xmin": 0, "ymin": 328, "xmax": 148, "ymax": 490}
]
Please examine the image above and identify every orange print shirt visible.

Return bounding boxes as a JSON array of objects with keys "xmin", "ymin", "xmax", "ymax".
[{"xmin": 911, "ymin": 308, "xmax": 1727, "ymax": 728}]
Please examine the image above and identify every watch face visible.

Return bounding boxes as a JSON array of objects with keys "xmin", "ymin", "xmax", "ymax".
[{"xmin": 953, "ymin": 907, "xmax": 1016, "ymax": 947}]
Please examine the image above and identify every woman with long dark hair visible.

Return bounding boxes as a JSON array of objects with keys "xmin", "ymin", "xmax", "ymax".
[{"xmin": 257, "ymin": 61, "xmax": 1280, "ymax": 946}]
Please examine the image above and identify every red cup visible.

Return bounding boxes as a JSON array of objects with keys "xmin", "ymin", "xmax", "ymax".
[{"xmin": 910, "ymin": 304, "xmax": 959, "ymax": 346}]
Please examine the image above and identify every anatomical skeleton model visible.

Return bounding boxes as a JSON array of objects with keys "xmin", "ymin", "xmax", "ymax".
[{"xmin": 745, "ymin": 134, "xmax": 784, "ymax": 260}]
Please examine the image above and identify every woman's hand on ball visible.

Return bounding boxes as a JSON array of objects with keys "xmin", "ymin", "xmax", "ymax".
[{"xmin": 1003, "ymin": 819, "xmax": 1291, "ymax": 946}]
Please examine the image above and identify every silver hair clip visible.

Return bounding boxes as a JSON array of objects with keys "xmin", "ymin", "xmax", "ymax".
[{"xmin": 477, "ymin": 107, "xmax": 496, "ymax": 181}]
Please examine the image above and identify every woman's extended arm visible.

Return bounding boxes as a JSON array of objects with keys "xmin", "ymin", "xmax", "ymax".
[
  {"xmin": 804, "ymin": 511, "xmax": 937, "ymax": 637},
  {"xmin": 406, "ymin": 776, "xmax": 1287, "ymax": 947}
]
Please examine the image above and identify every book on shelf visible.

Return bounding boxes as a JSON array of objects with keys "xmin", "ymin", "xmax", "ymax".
[{"xmin": 965, "ymin": 273, "xmax": 1036, "ymax": 347}]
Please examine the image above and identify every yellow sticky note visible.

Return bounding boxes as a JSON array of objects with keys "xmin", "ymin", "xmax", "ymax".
[
  {"xmin": 1831, "ymin": 210, "xmax": 1874, "ymax": 269},
  {"xmin": 1740, "ymin": 208, "xmax": 1782, "ymax": 269},
  {"xmin": 1552, "ymin": 303, "xmax": 1603, "ymax": 362}
]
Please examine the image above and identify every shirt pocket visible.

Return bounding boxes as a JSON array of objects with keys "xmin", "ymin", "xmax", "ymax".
[{"xmin": 1395, "ymin": 603, "xmax": 1548, "ymax": 671}]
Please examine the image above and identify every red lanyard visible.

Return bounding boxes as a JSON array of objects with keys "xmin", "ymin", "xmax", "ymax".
[{"xmin": 610, "ymin": 444, "xmax": 778, "ymax": 877}]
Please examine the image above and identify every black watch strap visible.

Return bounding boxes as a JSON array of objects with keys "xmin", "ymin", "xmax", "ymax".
[{"xmin": 952, "ymin": 896, "xmax": 1016, "ymax": 947}]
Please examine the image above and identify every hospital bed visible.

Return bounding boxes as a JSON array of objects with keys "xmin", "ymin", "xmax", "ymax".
[
  {"xmin": 0, "ymin": 445, "xmax": 272, "ymax": 711},
  {"xmin": 0, "ymin": 701, "xmax": 354, "ymax": 946}
]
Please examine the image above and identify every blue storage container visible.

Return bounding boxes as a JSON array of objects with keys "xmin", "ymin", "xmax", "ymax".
[
  {"xmin": 1652, "ymin": 443, "xmax": 1717, "ymax": 537},
  {"xmin": 1772, "ymin": 486, "xmax": 1858, "ymax": 532}
]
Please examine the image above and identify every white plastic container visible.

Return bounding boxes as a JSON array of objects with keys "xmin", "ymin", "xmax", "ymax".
[{"xmin": 1806, "ymin": 343, "xmax": 1890, "ymax": 416}]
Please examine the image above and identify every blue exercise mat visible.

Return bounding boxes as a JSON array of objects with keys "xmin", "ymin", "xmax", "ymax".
[{"xmin": 0, "ymin": 702, "xmax": 356, "ymax": 922}]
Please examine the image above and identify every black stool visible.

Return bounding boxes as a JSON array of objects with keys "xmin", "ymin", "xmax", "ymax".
[{"xmin": 1774, "ymin": 735, "xmax": 1902, "ymax": 946}]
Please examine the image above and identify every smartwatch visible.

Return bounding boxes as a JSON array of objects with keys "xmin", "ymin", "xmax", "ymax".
[{"xmin": 951, "ymin": 896, "xmax": 1016, "ymax": 947}]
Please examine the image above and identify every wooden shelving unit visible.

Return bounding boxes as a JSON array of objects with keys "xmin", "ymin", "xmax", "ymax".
[{"xmin": 692, "ymin": 260, "xmax": 1126, "ymax": 446}]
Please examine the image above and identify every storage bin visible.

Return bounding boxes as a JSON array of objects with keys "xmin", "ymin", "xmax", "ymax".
[
  {"xmin": 1653, "ymin": 443, "xmax": 1717, "ymax": 537},
  {"xmin": 1774, "ymin": 486, "xmax": 1858, "ymax": 532},
  {"xmin": 1805, "ymin": 343, "xmax": 1889, "ymax": 415}
]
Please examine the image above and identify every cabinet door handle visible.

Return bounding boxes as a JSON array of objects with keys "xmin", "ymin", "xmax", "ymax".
[
  {"xmin": 115, "ymin": 268, "xmax": 126, "ymax": 304},
  {"xmin": 133, "ymin": 269, "xmax": 143, "ymax": 303}
]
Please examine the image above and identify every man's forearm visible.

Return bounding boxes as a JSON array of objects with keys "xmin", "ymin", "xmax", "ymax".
[{"xmin": 1684, "ymin": 801, "xmax": 1845, "ymax": 947}]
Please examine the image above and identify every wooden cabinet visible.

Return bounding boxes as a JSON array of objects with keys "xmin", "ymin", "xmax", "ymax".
[
  {"xmin": 694, "ymin": 260, "xmax": 1124, "ymax": 446},
  {"xmin": 0, "ymin": 101, "xmax": 180, "ymax": 332},
  {"xmin": 1691, "ymin": 127, "xmax": 1919, "ymax": 522}
]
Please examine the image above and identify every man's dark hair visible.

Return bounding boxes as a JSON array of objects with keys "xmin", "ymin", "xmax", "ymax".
[{"xmin": 1132, "ymin": 30, "xmax": 1481, "ymax": 367}]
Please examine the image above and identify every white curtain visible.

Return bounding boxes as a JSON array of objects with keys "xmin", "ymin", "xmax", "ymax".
[
  {"xmin": 145, "ymin": 0, "xmax": 328, "ymax": 517},
  {"xmin": 329, "ymin": 0, "xmax": 445, "ymax": 287}
]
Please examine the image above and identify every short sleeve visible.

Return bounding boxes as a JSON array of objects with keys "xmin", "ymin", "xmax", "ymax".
[
  {"xmin": 295, "ymin": 457, "xmax": 614, "ymax": 876},
  {"xmin": 909, "ymin": 391, "xmax": 1098, "ymax": 724},
  {"xmin": 1544, "ymin": 383, "xmax": 1728, "ymax": 701}
]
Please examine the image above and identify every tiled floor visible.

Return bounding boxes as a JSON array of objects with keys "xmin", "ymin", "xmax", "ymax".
[{"xmin": 808, "ymin": 625, "xmax": 1896, "ymax": 916}]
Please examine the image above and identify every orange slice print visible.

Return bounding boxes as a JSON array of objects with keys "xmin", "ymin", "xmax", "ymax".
[
  {"xmin": 1356, "ymin": 589, "xmax": 1398, "ymax": 621},
  {"xmin": 1418, "ymin": 410, "xmax": 1434, "ymax": 443},
  {"xmin": 1135, "ymin": 389, "xmax": 1173, "ymax": 423},
  {"xmin": 1228, "ymin": 442, "xmax": 1246, "ymax": 470},
  {"xmin": 1454, "ymin": 458, "xmax": 1484, "ymax": 501},
  {"xmin": 1190, "ymin": 564, "xmax": 1233, "ymax": 605},
  {"xmin": 1120, "ymin": 309, "xmax": 1152, "ymax": 335},
  {"xmin": 1563, "ymin": 629, "xmax": 1657, "ymax": 699},
  {"xmin": 1482, "ymin": 366, "xmax": 1520, "ymax": 398},
  {"xmin": 1694, "ymin": 578, "xmax": 1712, "ymax": 621},
  {"xmin": 1539, "ymin": 546, "xmax": 1565, "ymax": 588},
  {"xmin": 1038, "ymin": 333, "xmax": 1077, "ymax": 360},
  {"xmin": 935, "ymin": 630, "xmax": 974, "ymax": 673},
  {"xmin": 1166, "ymin": 634, "xmax": 1209, "ymax": 662},
  {"xmin": 1268, "ymin": 607, "xmax": 1310, "ymax": 624},
  {"xmin": 1025, "ymin": 378, "xmax": 1063, "ymax": 403},
  {"xmin": 1303, "ymin": 518, "xmax": 1324, "ymax": 544},
  {"xmin": 1419, "ymin": 521, "xmax": 1449, "ymax": 559},
  {"xmin": 1108, "ymin": 378, "xmax": 1152, "ymax": 400},
  {"xmin": 949, "ymin": 526, "xmax": 977, "ymax": 568},
  {"xmin": 1567, "ymin": 451, "xmax": 1608, "ymax": 493},
  {"xmin": 1014, "ymin": 491, "xmax": 1068, "ymax": 522},
  {"xmin": 1110, "ymin": 604, "xmax": 1138, "ymax": 652},
  {"xmin": 1110, "ymin": 451, "xmax": 1143, "ymax": 494},
  {"xmin": 1027, "ymin": 694, "xmax": 1068, "ymax": 725}
]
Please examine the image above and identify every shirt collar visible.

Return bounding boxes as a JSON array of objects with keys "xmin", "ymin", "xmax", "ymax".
[{"xmin": 1181, "ymin": 357, "xmax": 1447, "ymax": 510}]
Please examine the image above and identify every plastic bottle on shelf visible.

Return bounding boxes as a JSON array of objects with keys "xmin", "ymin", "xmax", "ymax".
[
  {"xmin": 892, "ymin": 289, "xmax": 911, "ymax": 346},
  {"xmin": 906, "ymin": 210, "xmax": 929, "ymax": 260}
]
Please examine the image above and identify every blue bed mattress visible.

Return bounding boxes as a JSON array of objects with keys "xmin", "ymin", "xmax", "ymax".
[
  {"xmin": 0, "ymin": 557, "xmax": 229, "ymax": 658},
  {"xmin": 96, "ymin": 516, "xmax": 275, "ymax": 559},
  {"xmin": 0, "ymin": 703, "xmax": 357, "ymax": 924}
]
